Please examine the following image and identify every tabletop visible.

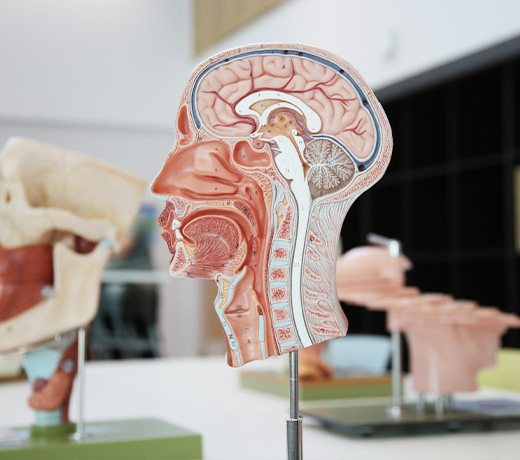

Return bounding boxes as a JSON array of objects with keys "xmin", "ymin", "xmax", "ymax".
[{"xmin": 1, "ymin": 356, "xmax": 520, "ymax": 460}]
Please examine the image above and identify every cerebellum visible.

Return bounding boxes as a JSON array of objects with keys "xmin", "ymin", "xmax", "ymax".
[{"xmin": 304, "ymin": 139, "xmax": 355, "ymax": 199}]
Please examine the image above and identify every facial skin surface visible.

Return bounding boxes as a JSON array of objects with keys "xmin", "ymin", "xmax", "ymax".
[
  {"xmin": 152, "ymin": 43, "xmax": 392, "ymax": 367},
  {"xmin": 0, "ymin": 138, "xmax": 146, "ymax": 425}
]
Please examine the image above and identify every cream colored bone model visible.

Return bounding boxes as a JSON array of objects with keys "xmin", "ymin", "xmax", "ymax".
[{"xmin": 0, "ymin": 138, "xmax": 147, "ymax": 352}]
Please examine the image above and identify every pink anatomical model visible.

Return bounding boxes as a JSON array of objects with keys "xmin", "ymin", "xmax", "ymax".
[
  {"xmin": 336, "ymin": 246, "xmax": 415, "ymax": 305},
  {"xmin": 151, "ymin": 43, "xmax": 392, "ymax": 367},
  {"xmin": 394, "ymin": 303, "xmax": 520, "ymax": 394},
  {"xmin": 335, "ymin": 245, "xmax": 520, "ymax": 395}
]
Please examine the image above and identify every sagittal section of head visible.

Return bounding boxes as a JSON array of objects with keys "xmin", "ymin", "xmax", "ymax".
[{"xmin": 151, "ymin": 43, "xmax": 392, "ymax": 367}]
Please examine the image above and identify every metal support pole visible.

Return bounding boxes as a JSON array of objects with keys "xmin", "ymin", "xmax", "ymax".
[
  {"xmin": 287, "ymin": 350, "xmax": 302, "ymax": 460},
  {"xmin": 367, "ymin": 233, "xmax": 401, "ymax": 258},
  {"xmin": 367, "ymin": 234, "xmax": 404, "ymax": 418},
  {"xmin": 416, "ymin": 393, "xmax": 426, "ymax": 413},
  {"xmin": 444, "ymin": 394, "xmax": 453, "ymax": 412},
  {"xmin": 388, "ymin": 330, "xmax": 402, "ymax": 417},
  {"xmin": 72, "ymin": 327, "xmax": 86, "ymax": 441},
  {"xmin": 435, "ymin": 394, "xmax": 445, "ymax": 416}
]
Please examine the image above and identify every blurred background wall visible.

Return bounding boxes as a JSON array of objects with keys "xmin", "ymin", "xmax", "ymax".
[{"xmin": 1, "ymin": 0, "xmax": 520, "ymax": 358}]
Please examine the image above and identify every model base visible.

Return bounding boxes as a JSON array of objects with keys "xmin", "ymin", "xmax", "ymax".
[
  {"xmin": 30, "ymin": 422, "xmax": 76, "ymax": 439},
  {"xmin": 0, "ymin": 418, "xmax": 202, "ymax": 460},
  {"xmin": 240, "ymin": 371, "xmax": 397, "ymax": 400},
  {"xmin": 302, "ymin": 400, "xmax": 520, "ymax": 437}
]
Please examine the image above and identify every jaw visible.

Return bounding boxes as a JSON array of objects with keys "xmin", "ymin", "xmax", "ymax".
[{"xmin": 0, "ymin": 241, "xmax": 111, "ymax": 353}]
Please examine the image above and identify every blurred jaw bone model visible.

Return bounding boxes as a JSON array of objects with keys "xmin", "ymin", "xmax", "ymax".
[
  {"xmin": 0, "ymin": 138, "xmax": 146, "ymax": 427},
  {"xmin": 151, "ymin": 43, "xmax": 393, "ymax": 366}
]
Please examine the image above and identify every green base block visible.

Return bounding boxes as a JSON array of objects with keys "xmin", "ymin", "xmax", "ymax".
[
  {"xmin": 0, "ymin": 418, "xmax": 202, "ymax": 460},
  {"xmin": 240, "ymin": 371, "xmax": 399, "ymax": 400},
  {"xmin": 31, "ymin": 422, "xmax": 76, "ymax": 439},
  {"xmin": 302, "ymin": 402, "xmax": 520, "ymax": 437},
  {"xmin": 478, "ymin": 348, "xmax": 520, "ymax": 392}
]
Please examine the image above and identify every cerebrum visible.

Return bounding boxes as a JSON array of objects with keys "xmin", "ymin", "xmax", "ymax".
[{"xmin": 196, "ymin": 54, "xmax": 376, "ymax": 160}]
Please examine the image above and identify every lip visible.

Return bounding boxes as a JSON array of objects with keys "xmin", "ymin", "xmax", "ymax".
[
  {"xmin": 157, "ymin": 201, "xmax": 175, "ymax": 231},
  {"xmin": 158, "ymin": 201, "xmax": 179, "ymax": 259},
  {"xmin": 161, "ymin": 231, "xmax": 176, "ymax": 263},
  {"xmin": 160, "ymin": 228, "xmax": 175, "ymax": 252}
]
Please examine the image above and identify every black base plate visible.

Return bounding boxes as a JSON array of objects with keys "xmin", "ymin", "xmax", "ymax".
[{"xmin": 302, "ymin": 400, "xmax": 520, "ymax": 437}]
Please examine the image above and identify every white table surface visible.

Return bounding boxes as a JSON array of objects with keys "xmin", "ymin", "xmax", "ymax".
[{"xmin": 2, "ymin": 356, "xmax": 520, "ymax": 460}]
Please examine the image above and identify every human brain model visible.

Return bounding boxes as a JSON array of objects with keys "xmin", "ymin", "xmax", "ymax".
[{"xmin": 152, "ymin": 44, "xmax": 392, "ymax": 367}]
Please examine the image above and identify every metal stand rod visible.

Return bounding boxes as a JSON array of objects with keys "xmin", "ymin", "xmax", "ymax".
[
  {"xmin": 72, "ymin": 327, "xmax": 86, "ymax": 441},
  {"xmin": 416, "ymin": 393, "xmax": 426, "ymax": 413},
  {"xmin": 367, "ymin": 233, "xmax": 401, "ymax": 258},
  {"xmin": 444, "ymin": 394, "xmax": 453, "ymax": 412},
  {"xmin": 367, "ymin": 234, "xmax": 404, "ymax": 418},
  {"xmin": 435, "ymin": 394, "xmax": 445, "ymax": 416},
  {"xmin": 387, "ymin": 330, "xmax": 402, "ymax": 417},
  {"xmin": 287, "ymin": 350, "xmax": 302, "ymax": 460}
]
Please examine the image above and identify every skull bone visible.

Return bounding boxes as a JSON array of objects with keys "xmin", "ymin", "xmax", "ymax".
[{"xmin": 0, "ymin": 138, "xmax": 146, "ymax": 352}]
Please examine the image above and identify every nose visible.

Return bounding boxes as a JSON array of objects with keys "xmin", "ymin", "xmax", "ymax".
[
  {"xmin": 150, "ymin": 153, "xmax": 174, "ymax": 201},
  {"xmin": 150, "ymin": 141, "xmax": 239, "ymax": 200}
]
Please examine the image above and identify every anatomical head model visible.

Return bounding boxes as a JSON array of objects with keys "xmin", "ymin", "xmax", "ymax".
[
  {"xmin": 152, "ymin": 44, "xmax": 392, "ymax": 367},
  {"xmin": 0, "ymin": 138, "xmax": 146, "ymax": 426}
]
